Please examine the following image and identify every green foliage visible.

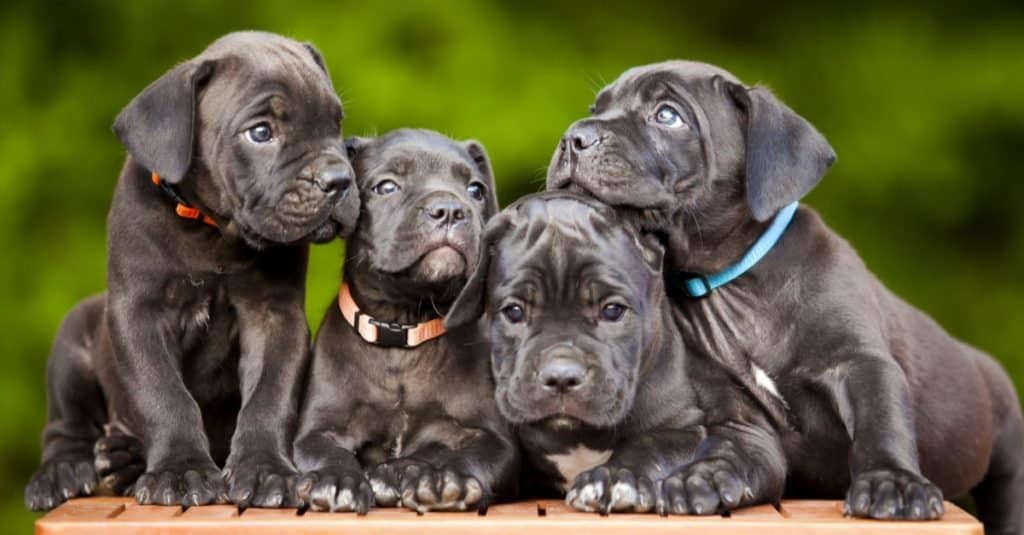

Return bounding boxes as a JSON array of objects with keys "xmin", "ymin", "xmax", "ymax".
[{"xmin": 2, "ymin": 0, "xmax": 1022, "ymax": 528}]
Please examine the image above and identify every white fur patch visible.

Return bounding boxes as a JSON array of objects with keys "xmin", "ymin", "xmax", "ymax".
[
  {"xmin": 193, "ymin": 307, "xmax": 210, "ymax": 329},
  {"xmin": 546, "ymin": 445, "xmax": 612, "ymax": 491},
  {"xmin": 752, "ymin": 363, "xmax": 783, "ymax": 400}
]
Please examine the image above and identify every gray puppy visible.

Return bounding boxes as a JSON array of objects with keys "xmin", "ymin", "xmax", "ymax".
[
  {"xmin": 446, "ymin": 191, "xmax": 785, "ymax": 515},
  {"xmin": 293, "ymin": 129, "xmax": 519, "ymax": 513},
  {"xmin": 548, "ymin": 60, "xmax": 1023, "ymax": 533},
  {"xmin": 24, "ymin": 31, "xmax": 359, "ymax": 511}
]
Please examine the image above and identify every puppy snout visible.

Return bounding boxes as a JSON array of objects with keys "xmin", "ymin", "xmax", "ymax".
[
  {"xmin": 313, "ymin": 164, "xmax": 353, "ymax": 198},
  {"xmin": 567, "ymin": 123, "xmax": 601, "ymax": 152},
  {"xmin": 424, "ymin": 197, "xmax": 469, "ymax": 226},
  {"xmin": 538, "ymin": 357, "xmax": 587, "ymax": 394}
]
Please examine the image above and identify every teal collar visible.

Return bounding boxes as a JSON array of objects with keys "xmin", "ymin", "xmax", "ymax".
[{"xmin": 682, "ymin": 202, "xmax": 799, "ymax": 298}]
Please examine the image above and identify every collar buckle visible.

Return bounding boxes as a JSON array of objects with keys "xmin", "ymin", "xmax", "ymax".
[{"xmin": 368, "ymin": 318, "xmax": 412, "ymax": 347}]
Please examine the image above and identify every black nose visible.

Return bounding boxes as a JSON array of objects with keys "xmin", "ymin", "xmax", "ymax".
[
  {"xmin": 314, "ymin": 165, "xmax": 353, "ymax": 197},
  {"xmin": 425, "ymin": 198, "xmax": 468, "ymax": 225},
  {"xmin": 567, "ymin": 124, "xmax": 601, "ymax": 152},
  {"xmin": 539, "ymin": 358, "xmax": 587, "ymax": 394}
]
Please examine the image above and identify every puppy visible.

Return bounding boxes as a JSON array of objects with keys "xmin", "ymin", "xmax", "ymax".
[
  {"xmin": 293, "ymin": 129, "xmax": 518, "ymax": 513},
  {"xmin": 445, "ymin": 191, "xmax": 785, "ymax": 515},
  {"xmin": 24, "ymin": 31, "xmax": 359, "ymax": 511},
  {"xmin": 548, "ymin": 60, "xmax": 1024, "ymax": 533}
]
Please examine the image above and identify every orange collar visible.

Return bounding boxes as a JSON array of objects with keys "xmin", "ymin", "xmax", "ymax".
[
  {"xmin": 151, "ymin": 172, "xmax": 218, "ymax": 228},
  {"xmin": 337, "ymin": 282, "xmax": 447, "ymax": 348}
]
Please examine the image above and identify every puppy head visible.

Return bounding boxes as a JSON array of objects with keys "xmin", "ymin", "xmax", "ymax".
[
  {"xmin": 547, "ymin": 60, "xmax": 835, "ymax": 236},
  {"xmin": 345, "ymin": 129, "xmax": 498, "ymax": 298},
  {"xmin": 114, "ymin": 31, "xmax": 359, "ymax": 247},
  {"xmin": 445, "ymin": 192, "xmax": 666, "ymax": 428}
]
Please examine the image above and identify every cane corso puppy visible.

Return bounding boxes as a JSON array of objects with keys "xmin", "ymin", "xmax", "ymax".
[
  {"xmin": 293, "ymin": 129, "xmax": 518, "ymax": 513},
  {"xmin": 24, "ymin": 31, "xmax": 359, "ymax": 511},
  {"xmin": 445, "ymin": 191, "xmax": 785, "ymax": 515},
  {"xmin": 548, "ymin": 60, "xmax": 1024, "ymax": 532}
]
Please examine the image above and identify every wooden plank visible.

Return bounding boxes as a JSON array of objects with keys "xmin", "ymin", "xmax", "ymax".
[{"xmin": 36, "ymin": 497, "xmax": 983, "ymax": 535}]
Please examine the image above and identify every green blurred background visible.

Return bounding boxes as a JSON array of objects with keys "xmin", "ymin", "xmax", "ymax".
[{"xmin": 2, "ymin": 0, "xmax": 1022, "ymax": 529}]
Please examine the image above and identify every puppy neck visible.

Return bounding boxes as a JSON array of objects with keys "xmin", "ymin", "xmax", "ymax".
[
  {"xmin": 341, "ymin": 258, "xmax": 459, "ymax": 326},
  {"xmin": 668, "ymin": 198, "xmax": 774, "ymax": 274}
]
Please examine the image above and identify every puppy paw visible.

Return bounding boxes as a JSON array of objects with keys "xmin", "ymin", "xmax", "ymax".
[
  {"xmin": 657, "ymin": 457, "xmax": 754, "ymax": 516},
  {"xmin": 368, "ymin": 460, "xmax": 485, "ymax": 512},
  {"xmin": 93, "ymin": 434, "xmax": 145, "ymax": 496},
  {"xmin": 134, "ymin": 460, "xmax": 227, "ymax": 506},
  {"xmin": 296, "ymin": 468, "xmax": 373, "ymax": 513},
  {"xmin": 565, "ymin": 465, "xmax": 656, "ymax": 513},
  {"xmin": 25, "ymin": 456, "xmax": 97, "ymax": 511},
  {"xmin": 223, "ymin": 456, "xmax": 298, "ymax": 508},
  {"xmin": 844, "ymin": 468, "xmax": 943, "ymax": 520}
]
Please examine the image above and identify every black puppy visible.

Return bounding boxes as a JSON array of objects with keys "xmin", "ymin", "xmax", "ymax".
[
  {"xmin": 293, "ymin": 129, "xmax": 518, "ymax": 513},
  {"xmin": 549, "ymin": 60, "xmax": 1023, "ymax": 532},
  {"xmin": 446, "ymin": 191, "xmax": 785, "ymax": 515},
  {"xmin": 24, "ymin": 31, "xmax": 359, "ymax": 511}
]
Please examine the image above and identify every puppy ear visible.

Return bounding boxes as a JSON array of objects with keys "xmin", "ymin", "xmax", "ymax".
[
  {"xmin": 463, "ymin": 140, "xmax": 499, "ymax": 219},
  {"xmin": 303, "ymin": 42, "xmax": 331, "ymax": 78},
  {"xmin": 345, "ymin": 136, "xmax": 372, "ymax": 161},
  {"xmin": 633, "ymin": 231, "xmax": 665, "ymax": 273},
  {"xmin": 727, "ymin": 83, "xmax": 836, "ymax": 221},
  {"xmin": 444, "ymin": 212, "xmax": 513, "ymax": 330},
  {"xmin": 113, "ymin": 60, "xmax": 215, "ymax": 184}
]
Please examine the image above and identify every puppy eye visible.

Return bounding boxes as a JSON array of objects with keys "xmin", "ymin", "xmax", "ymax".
[
  {"xmin": 245, "ymin": 122, "xmax": 274, "ymax": 144},
  {"xmin": 600, "ymin": 303, "xmax": 627, "ymax": 322},
  {"xmin": 501, "ymin": 304, "xmax": 525, "ymax": 324},
  {"xmin": 653, "ymin": 105, "xmax": 686, "ymax": 129},
  {"xmin": 466, "ymin": 182, "xmax": 486, "ymax": 202},
  {"xmin": 372, "ymin": 180, "xmax": 400, "ymax": 195}
]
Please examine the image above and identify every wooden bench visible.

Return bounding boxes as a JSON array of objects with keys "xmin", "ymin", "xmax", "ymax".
[{"xmin": 36, "ymin": 497, "xmax": 982, "ymax": 534}]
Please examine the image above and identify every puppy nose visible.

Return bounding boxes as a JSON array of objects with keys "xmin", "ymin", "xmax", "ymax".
[
  {"xmin": 539, "ymin": 358, "xmax": 587, "ymax": 394},
  {"xmin": 426, "ymin": 198, "xmax": 467, "ymax": 225},
  {"xmin": 314, "ymin": 165, "xmax": 353, "ymax": 197},
  {"xmin": 567, "ymin": 124, "xmax": 601, "ymax": 152}
]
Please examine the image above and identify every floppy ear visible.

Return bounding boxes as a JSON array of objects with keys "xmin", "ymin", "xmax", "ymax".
[
  {"xmin": 113, "ymin": 60, "xmax": 215, "ymax": 184},
  {"xmin": 633, "ymin": 230, "xmax": 665, "ymax": 274},
  {"xmin": 463, "ymin": 140, "xmax": 499, "ymax": 219},
  {"xmin": 303, "ymin": 42, "xmax": 331, "ymax": 79},
  {"xmin": 345, "ymin": 136, "xmax": 372, "ymax": 161},
  {"xmin": 727, "ymin": 83, "xmax": 836, "ymax": 221},
  {"xmin": 444, "ymin": 212, "xmax": 513, "ymax": 329}
]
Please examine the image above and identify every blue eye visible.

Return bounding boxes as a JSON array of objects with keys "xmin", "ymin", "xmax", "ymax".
[
  {"xmin": 467, "ymin": 182, "xmax": 486, "ymax": 202},
  {"xmin": 502, "ymin": 304, "xmax": 525, "ymax": 324},
  {"xmin": 600, "ymin": 303, "xmax": 627, "ymax": 322},
  {"xmin": 372, "ymin": 180, "xmax": 399, "ymax": 195},
  {"xmin": 245, "ymin": 123, "xmax": 274, "ymax": 143},
  {"xmin": 654, "ymin": 105, "xmax": 686, "ymax": 129}
]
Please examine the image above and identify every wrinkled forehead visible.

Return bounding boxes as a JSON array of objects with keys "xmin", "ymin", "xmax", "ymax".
[
  {"xmin": 199, "ymin": 35, "xmax": 340, "ymax": 116},
  {"xmin": 493, "ymin": 199, "xmax": 646, "ymax": 295},
  {"xmin": 359, "ymin": 133, "xmax": 481, "ymax": 185},
  {"xmin": 594, "ymin": 60, "xmax": 741, "ymax": 111}
]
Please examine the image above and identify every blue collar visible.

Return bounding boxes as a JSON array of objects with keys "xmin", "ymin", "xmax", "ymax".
[{"xmin": 682, "ymin": 202, "xmax": 799, "ymax": 298}]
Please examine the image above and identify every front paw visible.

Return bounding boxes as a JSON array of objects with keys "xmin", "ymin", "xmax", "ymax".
[
  {"xmin": 657, "ymin": 457, "xmax": 754, "ymax": 516},
  {"xmin": 565, "ymin": 465, "xmax": 656, "ymax": 513},
  {"xmin": 296, "ymin": 468, "xmax": 373, "ymax": 514},
  {"xmin": 25, "ymin": 456, "xmax": 97, "ymax": 511},
  {"xmin": 134, "ymin": 460, "xmax": 227, "ymax": 506},
  {"xmin": 368, "ymin": 460, "xmax": 484, "ymax": 512},
  {"xmin": 844, "ymin": 468, "xmax": 943, "ymax": 520},
  {"xmin": 94, "ymin": 434, "xmax": 145, "ymax": 496},
  {"xmin": 223, "ymin": 456, "xmax": 298, "ymax": 508}
]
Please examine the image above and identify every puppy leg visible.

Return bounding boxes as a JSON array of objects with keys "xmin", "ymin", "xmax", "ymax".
[
  {"xmin": 25, "ymin": 295, "xmax": 107, "ymax": 511},
  {"xmin": 657, "ymin": 423, "xmax": 786, "ymax": 516},
  {"xmin": 222, "ymin": 271, "xmax": 310, "ymax": 508},
  {"xmin": 838, "ymin": 356, "xmax": 944, "ymax": 520},
  {"xmin": 104, "ymin": 297, "xmax": 226, "ymax": 507},
  {"xmin": 971, "ymin": 362, "xmax": 1024, "ymax": 535}
]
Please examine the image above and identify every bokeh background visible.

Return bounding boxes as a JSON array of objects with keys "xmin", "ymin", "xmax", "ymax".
[{"xmin": 2, "ymin": 0, "xmax": 1022, "ymax": 529}]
